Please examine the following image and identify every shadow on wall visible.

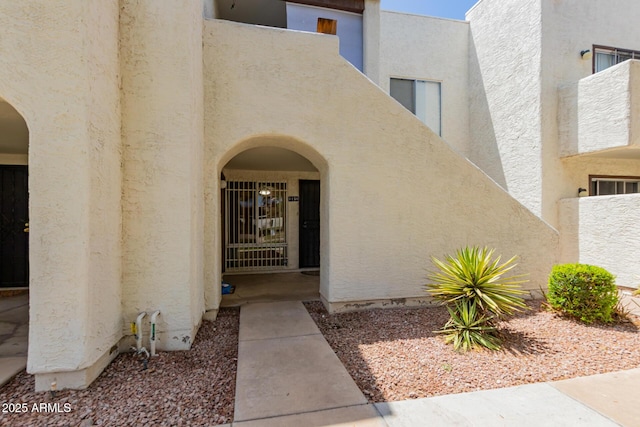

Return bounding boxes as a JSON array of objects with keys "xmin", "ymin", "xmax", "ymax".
[{"xmin": 468, "ymin": 34, "xmax": 507, "ymax": 189}]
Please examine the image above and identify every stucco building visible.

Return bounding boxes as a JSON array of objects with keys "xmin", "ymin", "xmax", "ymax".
[{"xmin": 0, "ymin": 0, "xmax": 637, "ymax": 390}]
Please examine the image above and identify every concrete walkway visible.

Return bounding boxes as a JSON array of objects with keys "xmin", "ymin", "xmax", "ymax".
[
  {"xmin": 0, "ymin": 293, "xmax": 28, "ymax": 387},
  {"xmin": 232, "ymin": 300, "xmax": 640, "ymax": 426},
  {"xmin": 233, "ymin": 301, "xmax": 378, "ymax": 426},
  {"xmin": 221, "ymin": 273, "xmax": 320, "ymax": 307}
]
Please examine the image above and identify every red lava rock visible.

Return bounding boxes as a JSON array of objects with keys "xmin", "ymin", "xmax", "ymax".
[
  {"xmin": 0, "ymin": 308, "xmax": 239, "ymax": 427},
  {"xmin": 304, "ymin": 300, "xmax": 640, "ymax": 403}
]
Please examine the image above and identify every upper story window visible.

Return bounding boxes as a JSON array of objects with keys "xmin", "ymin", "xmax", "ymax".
[
  {"xmin": 390, "ymin": 78, "xmax": 442, "ymax": 136},
  {"xmin": 590, "ymin": 175, "xmax": 640, "ymax": 196},
  {"xmin": 593, "ymin": 45, "xmax": 640, "ymax": 73}
]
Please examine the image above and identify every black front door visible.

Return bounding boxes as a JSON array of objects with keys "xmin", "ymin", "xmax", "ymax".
[
  {"xmin": 0, "ymin": 165, "xmax": 29, "ymax": 287},
  {"xmin": 299, "ymin": 180, "xmax": 320, "ymax": 268}
]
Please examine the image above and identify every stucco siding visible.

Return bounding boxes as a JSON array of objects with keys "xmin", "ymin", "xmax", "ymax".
[
  {"xmin": 84, "ymin": 0, "xmax": 123, "ymax": 374},
  {"xmin": 540, "ymin": 0, "xmax": 640, "ymax": 227},
  {"xmin": 204, "ymin": 20, "xmax": 558, "ymax": 305},
  {"xmin": 468, "ymin": 0, "xmax": 543, "ymax": 218},
  {"xmin": 362, "ymin": 0, "xmax": 381, "ymax": 84},
  {"xmin": 559, "ymin": 195, "xmax": 640, "ymax": 288},
  {"xmin": 0, "ymin": 0, "xmax": 123, "ymax": 387},
  {"xmin": 379, "ymin": 11, "xmax": 470, "ymax": 157},
  {"xmin": 120, "ymin": 0, "xmax": 205, "ymax": 351},
  {"xmin": 559, "ymin": 60, "xmax": 640, "ymax": 157}
]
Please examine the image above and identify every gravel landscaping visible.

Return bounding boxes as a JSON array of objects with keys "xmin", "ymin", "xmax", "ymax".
[
  {"xmin": 0, "ymin": 307, "xmax": 239, "ymax": 427},
  {"xmin": 2, "ymin": 298, "xmax": 639, "ymax": 425},
  {"xmin": 304, "ymin": 300, "xmax": 640, "ymax": 403}
]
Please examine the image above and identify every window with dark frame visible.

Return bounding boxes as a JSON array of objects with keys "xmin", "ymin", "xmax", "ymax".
[
  {"xmin": 593, "ymin": 45, "xmax": 640, "ymax": 73},
  {"xmin": 389, "ymin": 77, "xmax": 442, "ymax": 136}
]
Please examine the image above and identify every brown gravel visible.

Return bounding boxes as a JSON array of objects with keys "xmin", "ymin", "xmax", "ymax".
[
  {"xmin": 0, "ymin": 307, "xmax": 239, "ymax": 427},
  {"xmin": 304, "ymin": 300, "xmax": 640, "ymax": 402}
]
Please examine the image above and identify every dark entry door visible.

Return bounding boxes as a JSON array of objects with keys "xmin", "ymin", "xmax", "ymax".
[
  {"xmin": 299, "ymin": 180, "xmax": 320, "ymax": 268},
  {"xmin": 0, "ymin": 165, "xmax": 29, "ymax": 287}
]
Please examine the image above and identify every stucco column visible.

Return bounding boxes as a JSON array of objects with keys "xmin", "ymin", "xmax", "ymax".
[
  {"xmin": 0, "ymin": 0, "xmax": 123, "ymax": 391},
  {"xmin": 120, "ymin": 0, "xmax": 205, "ymax": 351},
  {"xmin": 363, "ymin": 0, "xmax": 382, "ymax": 85}
]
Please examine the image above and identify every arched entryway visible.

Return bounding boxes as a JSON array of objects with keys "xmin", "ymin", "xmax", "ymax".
[
  {"xmin": 0, "ymin": 95, "xmax": 29, "ymax": 364},
  {"xmin": 214, "ymin": 138, "xmax": 328, "ymax": 306}
]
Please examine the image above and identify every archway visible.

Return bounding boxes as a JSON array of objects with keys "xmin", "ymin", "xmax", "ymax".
[
  {"xmin": 0, "ymin": 95, "xmax": 29, "ymax": 364},
  {"xmin": 215, "ymin": 137, "xmax": 329, "ymax": 306}
]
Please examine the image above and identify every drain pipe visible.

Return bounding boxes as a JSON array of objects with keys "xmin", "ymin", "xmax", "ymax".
[
  {"xmin": 150, "ymin": 310, "xmax": 161, "ymax": 357},
  {"xmin": 131, "ymin": 312, "xmax": 147, "ymax": 352}
]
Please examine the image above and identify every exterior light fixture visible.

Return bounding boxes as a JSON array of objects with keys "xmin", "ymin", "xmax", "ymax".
[
  {"xmin": 578, "ymin": 187, "xmax": 587, "ymax": 196},
  {"xmin": 580, "ymin": 49, "xmax": 592, "ymax": 60}
]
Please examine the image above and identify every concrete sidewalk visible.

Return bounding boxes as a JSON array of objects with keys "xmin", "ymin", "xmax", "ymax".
[{"xmin": 232, "ymin": 300, "xmax": 639, "ymax": 426}]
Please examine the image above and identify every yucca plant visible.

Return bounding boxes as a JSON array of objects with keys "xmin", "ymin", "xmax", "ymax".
[
  {"xmin": 437, "ymin": 300, "xmax": 501, "ymax": 352},
  {"xmin": 427, "ymin": 246, "xmax": 528, "ymax": 317}
]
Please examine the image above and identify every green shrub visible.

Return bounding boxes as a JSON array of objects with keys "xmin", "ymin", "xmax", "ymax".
[
  {"xmin": 427, "ymin": 246, "xmax": 528, "ymax": 351},
  {"xmin": 547, "ymin": 264, "xmax": 618, "ymax": 323}
]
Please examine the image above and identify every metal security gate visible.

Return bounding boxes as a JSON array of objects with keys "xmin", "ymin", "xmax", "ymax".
[{"xmin": 224, "ymin": 181, "xmax": 288, "ymax": 271}]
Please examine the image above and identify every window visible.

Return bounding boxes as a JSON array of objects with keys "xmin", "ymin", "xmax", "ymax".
[
  {"xmin": 590, "ymin": 176, "xmax": 640, "ymax": 196},
  {"xmin": 317, "ymin": 18, "xmax": 337, "ymax": 35},
  {"xmin": 593, "ymin": 45, "xmax": 640, "ymax": 73},
  {"xmin": 390, "ymin": 78, "xmax": 442, "ymax": 136}
]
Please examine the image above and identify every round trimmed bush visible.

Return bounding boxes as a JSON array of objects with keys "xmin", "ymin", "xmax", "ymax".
[{"xmin": 547, "ymin": 263, "xmax": 618, "ymax": 323}]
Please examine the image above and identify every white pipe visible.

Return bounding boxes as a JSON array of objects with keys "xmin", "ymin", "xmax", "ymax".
[
  {"xmin": 134, "ymin": 312, "xmax": 146, "ymax": 351},
  {"xmin": 150, "ymin": 310, "xmax": 160, "ymax": 356}
]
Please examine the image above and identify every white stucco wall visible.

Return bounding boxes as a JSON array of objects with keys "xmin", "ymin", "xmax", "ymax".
[
  {"xmin": 204, "ymin": 20, "xmax": 558, "ymax": 308},
  {"xmin": 559, "ymin": 195, "xmax": 640, "ymax": 288},
  {"xmin": 83, "ymin": 0, "xmax": 124, "ymax": 389},
  {"xmin": 557, "ymin": 157, "xmax": 640, "ymax": 283},
  {"xmin": 286, "ymin": 3, "xmax": 363, "ymax": 71},
  {"xmin": 559, "ymin": 58, "xmax": 640, "ymax": 157},
  {"xmin": 540, "ymin": 0, "xmax": 640, "ymax": 227},
  {"xmin": 362, "ymin": 0, "xmax": 381, "ymax": 85},
  {"xmin": 467, "ymin": 0, "xmax": 544, "ymax": 218},
  {"xmin": 469, "ymin": 0, "xmax": 640, "ymax": 231},
  {"xmin": 379, "ymin": 12, "xmax": 470, "ymax": 157},
  {"xmin": 0, "ymin": 0, "xmax": 123, "ymax": 390},
  {"xmin": 120, "ymin": 0, "xmax": 205, "ymax": 351}
]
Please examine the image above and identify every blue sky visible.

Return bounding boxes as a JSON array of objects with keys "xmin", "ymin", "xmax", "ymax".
[{"xmin": 379, "ymin": 0, "xmax": 479, "ymax": 20}]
